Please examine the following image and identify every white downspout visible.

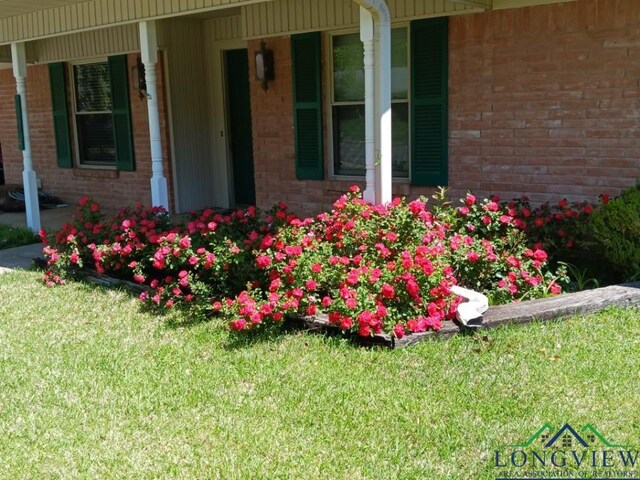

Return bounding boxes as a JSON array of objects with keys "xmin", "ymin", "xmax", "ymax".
[
  {"xmin": 354, "ymin": 0, "xmax": 392, "ymax": 205},
  {"xmin": 376, "ymin": 13, "xmax": 392, "ymax": 205},
  {"xmin": 360, "ymin": 8, "xmax": 376, "ymax": 204},
  {"xmin": 11, "ymin": 42, "xmax": 41, "ymax": 233}
]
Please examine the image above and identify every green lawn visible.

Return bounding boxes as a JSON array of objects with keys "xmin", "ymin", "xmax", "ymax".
[
  {"xmin": 0, "ymin": 271, "xmax": 638, "ymax": 479},
  {"xmin": 0, "ymin": 224, "xmax": 39, "ymax": 250}
]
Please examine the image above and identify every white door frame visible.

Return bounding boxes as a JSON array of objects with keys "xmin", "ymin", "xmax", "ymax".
[{"xmin": 208, "ymin": 38, "xmax": 248, "ymax": 209}]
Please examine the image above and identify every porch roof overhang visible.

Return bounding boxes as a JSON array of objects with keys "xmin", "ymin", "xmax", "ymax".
[{"xmin": 0, "ymin": 0, "xmax": 272, "ymax": 46}]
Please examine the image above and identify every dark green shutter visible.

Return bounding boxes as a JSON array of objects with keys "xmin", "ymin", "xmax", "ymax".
[
  {"xmin": 411, "ymin": 17, "xmax": 448, "ymax": 186},
  {"xmin": 291, "ymin": 32, "xmax": 324, "ymax": 180},
  {"xmin": 14, "ymin": 95, "xmax": 25, "ymax": 151},
  {"xmin": 48, "ymin": 62, "xmax": 73, "ymax": 168},
  {"xmin": 108, "ymin": 55, "xmax": 135, "ymax": 172}
]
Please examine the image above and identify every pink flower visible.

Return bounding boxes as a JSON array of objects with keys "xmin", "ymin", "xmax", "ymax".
[
  {"xmin": 230, "ymin": 318, "xmax": 247, "ymax": 330},
  {"xmin": 358, "ymin": 323, "xmax": 371, "ymax": 337},
  {"xmin": 311, "ymin": 263, "xmax": 323, "ymax": 273},
  {"xmin": 465, "ymin": 194, "xmax": 476, "ymax": 206},
  {"xmin": 466, "ymin": 251, "xmax": 479, "ymax": 263},
  {"xmin": 305, "ymin": 280, "xmax": 318, "ymax": 291},
  {"xmin": 393, "ymin": 323, "xmax": 405, "ymax": 339},
  {"xmin": 256, "ymin": 255, "xmax": 272, "ymax": 269},
  {"xmin": 406, "ymin": 319, "xmax": 419, "ymax": 333},
  {"xmin": 408, "ymin": 200, "xmax": 425, "ymax": 215},
  {"xmin": 486, "ymin": 201, "xmax": 499, "ymax": 212},
  {"xmin": 179, "ymin": 237, "xmax": 191, "ymax": 249},
  {"xmin": 406, "ymin": 279, "xmax": 420, "ymax": 298},
  {"xmin": 381, "ymin": 283, "xmax": 395, "ymax": 299},
  {"xmin": 69, "ymin": 252, "xmax": 79, "ymax": 264},
  {"xmin": 341, "ymin": 316, "xmax": 353, "ymax": 330},
  {"xmin": 506, "ymin": 256, "xmax": 520, "ymax": 268},
  {"xmin": 533, "ymin": 249, "xmax": 548, "ymax": 262},
  {"xmin": 385, "ymin": 232, "xmax": 398, "ymax": 242}
]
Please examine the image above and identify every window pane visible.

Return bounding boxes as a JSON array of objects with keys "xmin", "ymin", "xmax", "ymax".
[
  {"xmin": 333, "ymin": 104, "xmax": 365, "ymax": 176},
  {"xmin": 392, "ymin": 103, "xmax": 409, "ymax": 178},
  {"xmin": 391, "ymin": 28, "xmax": 408, "ymax": 100},
  {"xmin": 333, "ymin": 34, "xmax": 364, "ymax": 102},
  {"xmin": 76, "ymin": 113, "xmax": 116, "ymax": 165},
  {"xmin": 74, "ymin": 62, "xmax": 112, "ymax": 112}
]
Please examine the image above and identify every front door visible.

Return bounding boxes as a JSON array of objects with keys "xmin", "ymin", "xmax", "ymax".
[{"xmin": 225, "ymin": 49, "xmax": 256, "ymax": 206}]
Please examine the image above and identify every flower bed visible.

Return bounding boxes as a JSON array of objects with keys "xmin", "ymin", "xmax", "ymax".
[{"xmin": 42, "ymin": 187, "xmax": 607, "ymax": 340}]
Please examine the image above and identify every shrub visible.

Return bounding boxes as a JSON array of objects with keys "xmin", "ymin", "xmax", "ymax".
[
  {"xmin": 508, "ymin": 195, "xmax": 598, "ymax": 260},
  {"xmin": 42, "ymin": 188, "xmax": 567, "ymax": 338},
  {"xmin": 218, "ymin": 188, "xmax": 461, "ymax": 338},
  {"xmin": 219, "ymin": 187, "xmax": 566, "ymax": 337},
  {"xmin": 430, "ymin": 190, "xmax": 567, "ymax": 304},
  {"xmin": 588, "ymin": 184, "xmax": 640, "ymax": 281}
]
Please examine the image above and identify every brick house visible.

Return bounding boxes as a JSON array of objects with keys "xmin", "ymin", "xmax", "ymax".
[{"xmin": 0, "ymin": 0, "xmax": 638, "ymax": 231}]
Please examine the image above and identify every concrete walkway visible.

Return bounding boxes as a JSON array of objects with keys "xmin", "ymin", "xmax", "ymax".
[{"xmin": 0, "ymin": 243, "xmax": 43, "ymax": 274}]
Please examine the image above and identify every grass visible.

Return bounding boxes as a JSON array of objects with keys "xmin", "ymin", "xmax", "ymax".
[
  {"xmin": 1, "ymin": 271, "xmax": 639, "ymax": 479},
  {"xmin": 0, "ymin": 224, "xmax": 39, "ymax": 250}
]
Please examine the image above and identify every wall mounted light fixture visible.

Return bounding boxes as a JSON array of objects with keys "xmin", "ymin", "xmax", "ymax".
[
  {"xmin": 133, "ymin": 56, "xmax": 148, "ymax": 100},
  {"xmin": 255, "ymin": 40, "xmax": 274, "ymax": 91}
]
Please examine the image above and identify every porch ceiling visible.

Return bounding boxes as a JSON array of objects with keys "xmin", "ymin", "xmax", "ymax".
[
  {"xmin": 0, "ymin": 0, "xmax": 84, "ymax": 19},
  {"xmin": 446, "ymin": 0, "xmax": 492, "ymax": 8},
  {"xmin": 0, "ymin": 0, "xmax": 271, "ymax": 45}
]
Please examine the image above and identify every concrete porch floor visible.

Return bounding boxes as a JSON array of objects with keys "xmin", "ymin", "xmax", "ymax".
[{"xmin": 0, "ymin": 207, "xmax": 75, "ymax": 232}]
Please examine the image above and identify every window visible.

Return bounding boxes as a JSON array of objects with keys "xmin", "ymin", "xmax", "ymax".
[
  {"xmin": 72, "ymin": 61, "xmax": 116, "ymax": 166},
  {"xmin": 291, "ymin": 18, "xmax": 448, "ymax": 186},
  {"xmin": 49, "ymin": 55, "xmax": 135, "ymax": 172},
  {"xmin": 330, "ymin": 29, "xmax": 410, "ymax": 178}
]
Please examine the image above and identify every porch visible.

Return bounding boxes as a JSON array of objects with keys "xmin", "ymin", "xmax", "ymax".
[{"xmin": 0, "ymin": 0, "xmax": 494, "ymax": 233}]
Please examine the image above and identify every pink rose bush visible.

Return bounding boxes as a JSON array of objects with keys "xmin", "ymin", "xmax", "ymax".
[
  {"xmin": 430, "ymin": 190, "xmax": 568, "ymax": 304},
  {"xmin": 42, "ymin": 188, "xmax": 576, "ymax": 338},
  {"xmin": 217, "ymin": 188, "xmax": 461, "ymax": 338},
  {"xmin": 507, "ymin": 195, "xmax": 603, "ymax": 260}
]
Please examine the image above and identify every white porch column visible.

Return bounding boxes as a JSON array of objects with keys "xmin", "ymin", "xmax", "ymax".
[
  {"xmin": 360, "ymin": 8, "xmax": 376, "ymax": 204},
  {"xmin": 139, "ymin": 21, "xmax": 169, "ymax": 210},
  {"xmin": 11, "ymin": 43, "xmax": 41, "ymax": 232}
]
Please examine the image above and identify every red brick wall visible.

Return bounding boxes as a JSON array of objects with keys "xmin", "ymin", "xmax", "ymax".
[
  {"xmin": 249, "ymin": 0, "xmax": 640, "ymax": 216},
  {"xmin": 448, "ymin": 0, "xmax": 640, "ymax": 203},
  {"xmin": 0, "ymin": 53, "xmax": 174, "ymax": 212}
]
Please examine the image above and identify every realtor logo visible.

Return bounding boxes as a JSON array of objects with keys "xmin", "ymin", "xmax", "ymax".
[{"xmin": 494, "ymin": 423, "xmax": 638, "ymax": 479}]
